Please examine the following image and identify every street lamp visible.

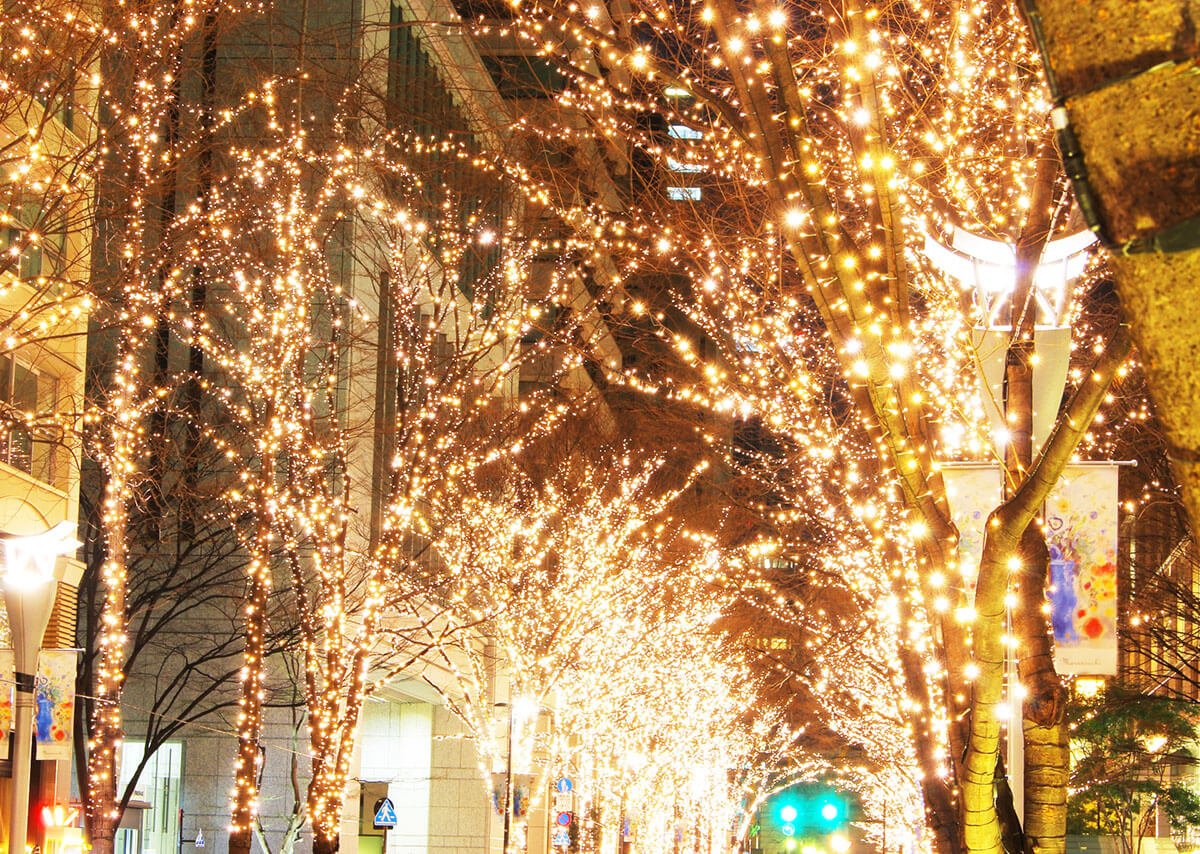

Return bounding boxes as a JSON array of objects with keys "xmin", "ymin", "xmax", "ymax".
[
  {"xmin": 923, "ymin": 226, "xmax": 1094, "ymax": 457},
  {"xmin": 1, "ymin": 520, "xmax": 78, "ymax": 854},
  {"xmin": 924, "ymin": 225, "xmax": 1094, "ymax": 822},
  {"xmin": 494, "ymin": 696, "xmax": 541, "ymax": 854}
]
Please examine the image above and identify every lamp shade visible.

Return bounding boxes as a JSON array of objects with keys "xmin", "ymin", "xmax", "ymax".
[
  {"xmin": 3, "ymin": 581, "xmax": 56, "ymax": 674},
  {"xmin": 0, "ymin": 521, "xmax": 78, "ymax": 674}
]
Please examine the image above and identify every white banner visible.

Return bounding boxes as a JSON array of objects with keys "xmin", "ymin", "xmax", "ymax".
[
  {"xmin": 970, "ymin": 326, "xmax": 1073, "ymax": 457},
  {"xmin": 942, "ymin": 465, "xmax": 1003, "ymax": 604},
  {"xmin": 941, "ymin": 462, "xmax": 1119, "ymax": 675},
  {"xmin": 491, "ymin": 773, "xmax": 535, "ymax": 817},
  {"xmin": 1046, "ymin": 465, "xmax": 1120, "ymax": 675}
]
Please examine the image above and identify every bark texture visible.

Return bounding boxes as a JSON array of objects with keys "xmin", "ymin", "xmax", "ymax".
[
  {"xmin": 1022, "ymin": 719, "xmax": 1068, "ymax": 854},
  {"xmin": 86, "ymin": 466, "xmax": 130, "ymax": 854},
  {"xmin": 1014, "ymin": 527, "xmax": 1067, "ymax": 854},
  {"xmin": 1009, "ymin": 144, "xmax": 1068, "ymax": 854}
]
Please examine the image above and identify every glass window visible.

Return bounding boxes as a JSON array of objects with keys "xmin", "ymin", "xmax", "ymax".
[
  {"xmin": 9, "ymin": 360, "xmax": 35, "ymax": 473},
  {"xmin": 0, "ymin": 354, "xmax": 64, "ymax": 488},
  {"xmin": 482, "ymin": 55, "xmax": 568, "ymax": 99},
  {"xmin": 667, "ymin": 157, "xmax": 705, "ymax": 173},
  {"xmin": 0, "ymin": 200, "xmax": 68, "ymax": 280},
  {"xmin": 18, "ymin": 241, "xmax": 43, "ymax": 280},
  {"xmin": 33, "ymin": 369, "xmax": 59, "ymax": 484},
  {"xmin": 667, "ymin": 186, "xmax": 702, "ymax": 201},
  {"xmin": 120, "ymin": 741, "xmax": 183, "ymax": 854}
]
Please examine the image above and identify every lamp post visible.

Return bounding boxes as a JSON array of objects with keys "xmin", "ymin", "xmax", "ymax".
[
  {"xmin": 496, "ymin": 701, "xmax": 515, "ymax": 854},
  {"xmin": 924, "ymin": 225, "xmax": 1094, "ymax": 822},
  {"xmin": 1, "ymin": 521, "xmax": 79, "ymax": 854},
  {"xmin": 922, "ymin": 226, "xmax": 1093, "ymax": 457},
  {"xmin": 494, "ymin": 697, "xmax": 542, "ymax": 854}
]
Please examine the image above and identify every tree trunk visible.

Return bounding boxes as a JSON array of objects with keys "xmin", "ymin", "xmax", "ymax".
[
  {"xmin": 312, "ymin": 828, "xmax": 340, "ymax": 854},
  {"xmin": 1022, "ymin": 720, "xmax": 1068, "ymax": 854},
  {"xmin": 85, "ymin": 466, "xmax": 131, "ymax": 854},
  {"xmin": 229, "ymin": 462, "xmax": 274, "ymax": 854},
  {"xmin": 963, "ymin": 327, "xmax": 1132, "ymax": 853},
  {"xmin": 1008, "ymin": 139, "xmax": 1068, "ymax": 854},
  {"xmin": 964, "ymin": 521, "xmax": 1019, "ymax": 854},
  {"xmin": 1014, "ymin": 526, "xmax": 1068, "ymax": 854},
  {"xmin": 227, "ymin": 557, "xmax": 270, "ymax": 854},
  {"xmin": 894, "ymin": 559, "xmax": 965, "ymax": 854}
]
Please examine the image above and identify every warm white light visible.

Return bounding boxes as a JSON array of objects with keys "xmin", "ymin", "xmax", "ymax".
[
  {"xmin": 511, "ymin": 695, "xmax": 540, "ymax": 722},
  {"xmin": 1144, "ymin": 735, "xmax": 1168, "ymax": 753},
  {"xmin": 1, "ymin": 521, "xmax": 78, "ymax": 590}
]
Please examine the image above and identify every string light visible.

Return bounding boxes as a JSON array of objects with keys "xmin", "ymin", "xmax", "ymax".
[{"xmin": 0, "ymin": 2, "xmax": 1160, "ymax": 853}]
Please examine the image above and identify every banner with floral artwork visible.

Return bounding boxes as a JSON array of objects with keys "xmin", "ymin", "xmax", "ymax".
[
  {"xmin": 0, "ymin": 649, "xmax": 12, "ymax": 757},
  {"xmin": 34, "ymin": 649, "xmax": 76, "ymax": 760},
  {"xmin": 490, "ymin": 773, "xmax": 535, "ymax": 818},
  {"xmin": 942, "ymin": 464, "xmax": 1003, "ymax": 604},
  {"xmin": 1045, "ymin": 465, "xmax": 1119, "ymax": 675},
  {"xmin": 943, "ymin": 463, "xmax": 1118, "ymax": 673}
]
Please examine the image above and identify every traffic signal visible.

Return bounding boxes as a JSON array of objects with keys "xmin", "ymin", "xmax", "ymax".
[
  {"xmin": 815, "ymin": 793, "xmax": 846, "ymax": 831},
  {"xmin": 778, "ymin": 803, "xmax": 799, "ymax": 849},
  {"xmin": 770, "ymin": 786, "xmax": 852, "ymax": 849}
]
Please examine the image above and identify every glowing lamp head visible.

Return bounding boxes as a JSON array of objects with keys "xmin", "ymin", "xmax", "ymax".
[
  {"xmin": 780, "ymin": 805, "xmax": 798, "ymax": 823},
  {"xmin": 1, "ymin": 520, "xmax": 78, "ymax": 590},
  {"xmin": 821, "ymin": 802, "xmax": 839, "ymax": 822},
  {"xmin": 510, "ymin": 695, "xmax": 539, "ymax": 722}
]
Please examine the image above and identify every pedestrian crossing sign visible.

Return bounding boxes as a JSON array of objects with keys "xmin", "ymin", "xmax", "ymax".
[{"xmin": 373, "ymin": 797, "xmax": 398, "ymax": 829}]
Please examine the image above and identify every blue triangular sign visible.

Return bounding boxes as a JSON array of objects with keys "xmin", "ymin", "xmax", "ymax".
[{"xmin": 373, "ymin": 797, "xmax": 397, "ymax": 829}]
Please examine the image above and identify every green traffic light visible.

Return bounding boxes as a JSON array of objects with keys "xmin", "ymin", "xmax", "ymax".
[{"xmin": 770, "ymin": 787, "xmax": 851, "ymax": 836}]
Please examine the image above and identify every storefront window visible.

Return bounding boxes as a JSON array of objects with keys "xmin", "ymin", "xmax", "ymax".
[{"xmin": 119, "ymin": 741, "xmax": 183, "ymax": 854}]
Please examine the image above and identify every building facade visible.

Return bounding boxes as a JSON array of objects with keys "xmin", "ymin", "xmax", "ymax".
[{"xmin": 0, "ymin": 43, "xmax": 92, "ymax": 854}]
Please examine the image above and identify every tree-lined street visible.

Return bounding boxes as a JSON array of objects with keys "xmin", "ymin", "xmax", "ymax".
[{"xmin": 0, "ymin": 2, "xmax": 1196, "ymax": 854}]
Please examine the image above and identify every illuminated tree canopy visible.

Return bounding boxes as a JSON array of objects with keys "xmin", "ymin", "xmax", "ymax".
[{"xmin": 0, "ymin": 2, "xmax": 1192, "ymax": 854}]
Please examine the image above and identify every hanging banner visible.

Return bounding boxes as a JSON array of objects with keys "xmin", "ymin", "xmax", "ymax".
[
  {"xmin": 35, "ymin": 649, "xmax": 77, "ymax": 760},
  {"xmin": 1045, "ymin": 464, "xmax": 1120, "ymax": 675},
  {"xmin": 942, "ymin": 464, "xmax": 1003, "ymax": 603},
  {"xmin": 0, "ymin": 648, "xmax": 13, "ymax": 757},
  {"xmin": 970, "ymin": 329, "xmax": 1008, "ymax": 458},
  {"xmin": 490, "ymin": 773, "xmax": 535, "ymax": 818}
]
